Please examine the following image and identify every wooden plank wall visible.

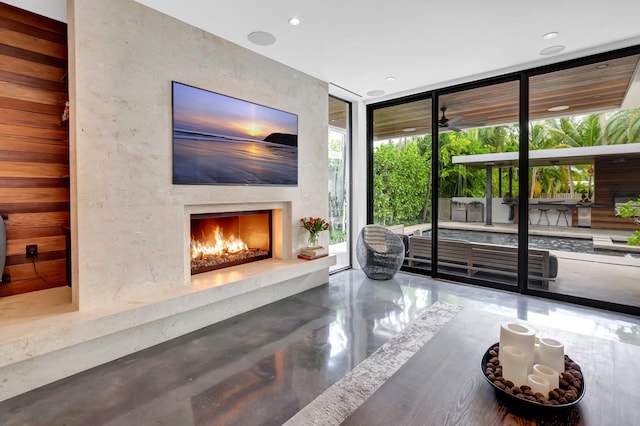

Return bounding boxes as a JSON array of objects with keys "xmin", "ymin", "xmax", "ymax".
[
  {"xmin": 0, "ymin": 2, "xmax": 69, "ymax": 296},
  {"xmin": 592, "ymin": 157, "xmax": 640, "ymax": 231}
]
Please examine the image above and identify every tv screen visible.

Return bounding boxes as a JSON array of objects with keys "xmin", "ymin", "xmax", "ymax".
[{"xmin": 172, "ymin": 81, "xmax": 298, "ymax": 185}]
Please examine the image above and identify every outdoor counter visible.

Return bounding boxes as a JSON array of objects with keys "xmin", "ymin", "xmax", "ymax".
[
  {"xmin": 512, "ymin": 201, "xmax": 580, "ymax": 227},
  {"xmin": 512, "ymin": 202, "xmax": 618, "ymax": 228}
]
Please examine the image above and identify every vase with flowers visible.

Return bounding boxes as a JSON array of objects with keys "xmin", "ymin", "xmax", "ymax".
[{"xmin": 300, "ymin": 217, "xmax": 329, "ymax": 249}]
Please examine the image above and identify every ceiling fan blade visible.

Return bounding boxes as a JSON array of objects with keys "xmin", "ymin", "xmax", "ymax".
[
  {"xmin": 446, "ymin": 115, "xmax": 465, "ymax": 125},
  {"xmin": 447, "ymin": 120, "xmax": 489, "ymax": 132},
  {"xmin": 458, "ymin": 117, "xmax": 488, "ymax": 124},
  {"xmin": 453, "ymin": 119, "xmax": 489, "ymax": 130}
]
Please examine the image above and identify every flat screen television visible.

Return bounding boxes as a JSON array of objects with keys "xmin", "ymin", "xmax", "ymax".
[{"xmin": 172, "ymin": 81, "xmax": 298, "ymax": 185}]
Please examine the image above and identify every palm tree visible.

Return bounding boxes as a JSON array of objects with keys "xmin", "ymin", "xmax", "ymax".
[
  {"xmin": 546, "ymin": 115, "xmax": 604, "ymax": 147},
  {"xmin": 476, "ymin": 126, "xmax": 516, "ymax": 153},
  {"xmin": 529, "ymin": 123, "xmax": 551, "ymax": 198},
  {"xmin": 544, "ymin": 114, "xmax": 605, "ymax": 197},
  {"xmin": 604, "ymin": 108, "xmax": 640, "ymax": 144}
]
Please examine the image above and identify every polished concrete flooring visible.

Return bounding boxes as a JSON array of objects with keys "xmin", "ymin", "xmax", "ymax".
[{"xmin": 0, "ymin": 270, "xmax": 638, "ymax": 425}]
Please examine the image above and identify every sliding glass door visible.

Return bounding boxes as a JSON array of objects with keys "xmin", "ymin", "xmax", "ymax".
[
  {"xmin": 371, "ymin": 97, "xmax": 432, "ymax": 272},
  {"xmin": 437, "ymin": 80, "xmax": 520, "ymax": 286},
  {"xmin": 527, "ymin": 54, "xmax": 640, "ymax": 309}
]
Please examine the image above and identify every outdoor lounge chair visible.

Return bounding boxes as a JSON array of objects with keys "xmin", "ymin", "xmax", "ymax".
[{"xmin": 356, "ymin": 225, "xmax": 405, "ymax": 280}]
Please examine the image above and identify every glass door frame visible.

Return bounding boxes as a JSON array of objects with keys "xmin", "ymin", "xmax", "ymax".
[
  {"xmin": 431, "ymin": 75, "xmax": 522, "ymax": 292},
  {"xmin": 329, "ymin": 94, "xmax": 353, "ymax": 273}
]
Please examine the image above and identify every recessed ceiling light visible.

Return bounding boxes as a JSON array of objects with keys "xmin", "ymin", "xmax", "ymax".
[
  {"xmin": 539, "ymin": 45, "xmax": 565, "ymax": 56},
  {"xmin": 542, "ymin": 32, "xmax": 558, "ymax": 40},
  {"xmin": 367, "ymin": 89, "xmax": 386, "ymax": 97},
  {"xmin": 596, "ymin": 63, "xmax": 609, "ymax": 69},
  {"xmin": 548, "ymin": 105, "xmax": 570, "ymax": 112},
  {"xmin": 288, "ymin": 17, "xmax": 300, "ymax": 26},
  {"xmin": 402, "ymin": 127, "xmax": 416, "ymax": 132},
  {"xmin": 247, "ymin": 31, "xmax": 276, "ymax": 46},
  {"xmin": 385, "ymin": 76, "xmax": 396, "ymax": 81}
]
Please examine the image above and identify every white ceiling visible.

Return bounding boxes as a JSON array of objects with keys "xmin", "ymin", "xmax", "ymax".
[{"xmin": 7, "ymin": 0, "xmax": 640, "ymax": 102}]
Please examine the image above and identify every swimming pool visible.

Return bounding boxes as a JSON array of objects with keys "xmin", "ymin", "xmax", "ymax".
[{"xmin": 425, "ymin": 228, "xmax": 640, "ymax": 259}]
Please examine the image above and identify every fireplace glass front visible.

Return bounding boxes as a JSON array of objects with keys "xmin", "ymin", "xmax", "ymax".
[{"xmin": 190, "ymin": 210, "xmax": 272, "ymax": 274}]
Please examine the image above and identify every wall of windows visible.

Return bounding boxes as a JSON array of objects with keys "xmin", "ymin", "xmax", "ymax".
[{"xmin": 368, "ymin": 46, "xmax": 640, "ymax": 315}]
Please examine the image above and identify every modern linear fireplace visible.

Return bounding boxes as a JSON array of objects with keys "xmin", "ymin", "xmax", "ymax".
[{"xmin": 190, "ymin": 210, "xmax": 272, "ymax": 275}]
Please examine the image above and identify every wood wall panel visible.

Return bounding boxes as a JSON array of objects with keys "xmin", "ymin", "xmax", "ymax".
[
  {"xmin": 0, "ymin": 122, "xmax": 68, "ymax": 140},
  {"xmin": 0, "ymin": 274, "xmax": 66, "ymax": 297},
  {"xmin": 0, "ymin": 81, "xmax": 67, "ymax": 105},
  {"xmin": 0, "ymin": 149, "xmax": 69, "ymax": 164},
  {"xmin": 0, "ymin": 161, "xmax": 68, "ymax": 178},
  {"xmin": 6, "ymin": 226, "xmax": 66, "ymax": 240},
  {"xmin": 0, "ymin": 187, "xmax": 69, "ymax": 203},
  {"xmin": 0, "ymin": 107, "xmax": 64, "ymax": 128},
  {"xmin": 0, "ymin": 54, "xmax": 66, "ymax": 81},
  {"xmin": 0, "ymin": 134, "xmax": 69, "ymax": 154},
  {"xmin": 6, "ymin": 249, "xmax": 65, "ymax": 266},
  {"xmin": 6, "ymin": 235, "xmax": 65, "ymax": 256},
  {"xmin": 0, "ymin": 4, "xmax": 66, "ymax": 34},
  {"xmin": 0, "ymin": 201, "xmax": 69, "ymax": 214},
  {"xmin": 5, "ymin": 211, "xmax": 69, "ymax": 229},
  {"xmin": 0, "ymin": 2, "xmax": 69, "ymax": 295},
  {"xmin": 592, "ymin": 157, "xmax": 640, "ymax": 231},
  {"xmin": 0, "ymin": 42, "xmax": 67, "ymax": 67},
  {"xmin": 0, "ymin": 95, "xmax": 63, "ymax": 115},
  {"xmin": 0, "ymin": 27, "xmax": 67, "ymax": 58},
  {"xmin": 2, "ymin": 259, "xmax": 66, "ymax": 282},
  {"xmin": 0, "ymin": 177, "xmax": 69, "ymax": 188},
  {"xmin": 590, "ymin": 209, "xmax": 637, "ymax": 231}
]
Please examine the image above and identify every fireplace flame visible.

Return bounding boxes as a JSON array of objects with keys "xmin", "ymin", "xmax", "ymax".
[{"xmin": 191, "ymin": 226, "xmax": 248, "ymax": 260}]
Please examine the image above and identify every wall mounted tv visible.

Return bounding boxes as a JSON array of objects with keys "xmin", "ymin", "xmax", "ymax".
[{"xmin": 172, "ymin": 81, "xmax": 298, "ymax": 185}]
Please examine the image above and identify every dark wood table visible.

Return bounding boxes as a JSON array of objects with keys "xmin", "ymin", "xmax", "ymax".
[{"xmin": 342, "ymin": 308, "xmax": 639, "ymax": 425}]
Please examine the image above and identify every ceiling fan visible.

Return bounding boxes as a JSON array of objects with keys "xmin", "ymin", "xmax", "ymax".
[{"xmin": 438, "ymin": 106, "xmax": 486, "ymax": 132}]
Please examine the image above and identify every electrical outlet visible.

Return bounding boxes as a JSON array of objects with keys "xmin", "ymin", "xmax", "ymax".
[{"xmin": 26, "ymin": 244, "xmax": 38, "ymax": 259}]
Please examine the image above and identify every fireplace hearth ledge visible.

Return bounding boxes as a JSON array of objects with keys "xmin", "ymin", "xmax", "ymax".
[{"xmin": 0, "ymin": 255, "xmax": 336, "ymax": 402}]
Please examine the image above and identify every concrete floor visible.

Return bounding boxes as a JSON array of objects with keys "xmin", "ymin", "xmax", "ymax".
[
  {"xmin": 551, "ymin": 251, "xmax": 640, "ymax": 306},
  {"xmin": 0, "ymin": 270, "xmax": 638, "ymax": 425}
]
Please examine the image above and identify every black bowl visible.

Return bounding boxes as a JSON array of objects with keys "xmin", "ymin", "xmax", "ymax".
[{"xmin": 481, "ymin": 342, "xmax": 585, "ymax": 412}]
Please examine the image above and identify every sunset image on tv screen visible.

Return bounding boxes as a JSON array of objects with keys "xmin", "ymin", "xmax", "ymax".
[{"xmin": 172, "ymin": 82, "xmax": 298, "ymax": 185}]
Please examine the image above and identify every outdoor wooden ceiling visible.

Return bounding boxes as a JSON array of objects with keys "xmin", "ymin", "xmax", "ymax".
[
  {"xmin": 329, "ymin": 96, "xmax": 349, "ymax": 130},
  {"xmin": 330, "ymin": 55, "xmax": 640, "ymax": 140}
]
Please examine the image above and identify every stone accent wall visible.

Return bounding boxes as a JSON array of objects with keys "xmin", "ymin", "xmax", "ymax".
[{"xmin": 69, "ymin": 0, "xmax": 329, "ymax": 309}]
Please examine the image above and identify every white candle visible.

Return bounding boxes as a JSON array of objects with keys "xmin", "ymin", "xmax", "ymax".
[
  {"xmin": 533, "ymin": 364, "xmax": 560, "ymax": 391},
  {"xmin": 499, "ymin": 322, "xmax": 536, "ymax": 372},
  {"xmin": 527, "ymin": 373, "xmax": 551, "ymax": 398},
  {"xmin": 538, "ymin": 337, "xmax": 565, "ymax": 374},
  {"xmin": 534, "ymin": 336, "xmax": 541, "ymax": 364},
  {"xmin": 501, "ymin": 345, "xmax": 528, "ymax": 388}
]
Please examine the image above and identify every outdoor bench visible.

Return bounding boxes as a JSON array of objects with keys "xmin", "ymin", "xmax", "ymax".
[{"xmin": 407, "ymin": 235, "xmax": 558, "ymax": 288}]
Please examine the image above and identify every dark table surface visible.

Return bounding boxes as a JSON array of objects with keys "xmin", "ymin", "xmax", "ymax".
[{"xmin": 341, "ymin": 308, "xmax": 639, "ymax": 425}]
